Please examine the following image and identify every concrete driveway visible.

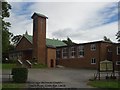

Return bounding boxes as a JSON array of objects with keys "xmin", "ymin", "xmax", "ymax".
[{"xmin": 27, "ymin": 68, "xmax": 96, "ymax": 88}]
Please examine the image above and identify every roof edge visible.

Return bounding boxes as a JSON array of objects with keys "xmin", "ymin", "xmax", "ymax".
[{"xmin": 31, "ymin": 12, "xmax": 48, "ymax": 19}]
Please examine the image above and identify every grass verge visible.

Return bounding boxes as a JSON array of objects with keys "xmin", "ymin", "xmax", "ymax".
[
  {"xmin": 2, "ymin": 63, "xmax": 47, "ymax": 70},
  {"xmin": 1, "ymin": 83, "xmax": 26, "ymax": 90},
  {"xmin": 32, "ymin": 64, "xmax": 47, "ymax": 68},
  {"xmin": 88, "ymin": 80, "xmax": 120, "ymax": 88},
  {"xmin": 2, "ymin": 64, "xmax": 16, "ymax": 70}
]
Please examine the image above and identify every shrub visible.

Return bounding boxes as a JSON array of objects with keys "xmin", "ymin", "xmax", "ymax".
[
  {"xmin": 2, "ymin": 59, "xmax": 17, "ymax": 64},
  {"xmin": 12, "ymin": 68, "xmax": 28, "ymax": 83}
]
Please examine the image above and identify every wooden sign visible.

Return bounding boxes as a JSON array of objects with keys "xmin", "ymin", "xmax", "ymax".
[{"xmin": 100, "ymin": 60, "xmax": 113, "ymax": 72}]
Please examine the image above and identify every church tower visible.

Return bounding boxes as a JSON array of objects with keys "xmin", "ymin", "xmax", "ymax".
[{"xmin": 31, "ymin": 13, "xmax": 48, "ymax": 64}]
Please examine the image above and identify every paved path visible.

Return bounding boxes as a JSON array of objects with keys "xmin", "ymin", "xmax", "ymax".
[{"xmin": 2, "ymin": 68, "xmax": 96, "ymax": 88}]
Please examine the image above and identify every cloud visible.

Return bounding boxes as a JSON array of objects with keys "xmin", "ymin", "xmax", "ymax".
[
  {"xmin": 80, "ymin": 2, "xmax": 118, "ymax": 30},
  {"xmin": 7, "ymin": 11, "xmax": 33, "ymax": 35},
  {"xmin": 7, "ymin": 0, "xmax": 119, "ymax": 2},
  {"xmin": 6, "ymin": 2, "xmax": 33, "ymax": 35},
  {"xmin": 28, "ymin": 2, "xmax": 114, "ymax": 34},
  {"xmin": 52, "ymin": 22, "xmax": 118, "ymax": 43},
  {"xmin": 6, "ymin": 2, "xmax": 118, "ymax": 44}
]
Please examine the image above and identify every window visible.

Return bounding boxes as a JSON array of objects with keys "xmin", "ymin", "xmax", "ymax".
[
  {"xmin": 116, "ymin": 61, "xmax": 120, "ymax": 65},
  {"xmin": 91, "ymin": 58, "xmax": 96, "ymax": 64},
  {"xmin": 62, "ymin": 48, "xmax": 68, "ymax": 59},
  {"xmin": 56, "ymin": 49, "xmax": 61, "ymax": 59},
  {"xmin": 70, "ymin": 47, "xmax": 76, "ymax": 58},
  {"xmin": 91, "ymin": 44, "xmax": 96, "ymax": 51},
  {"xmin": 117, "ymin": 46, "xmax": 120, "ymax": 55},
  {"xmin": 78, "ymin": 46, "xmax": 84, "ymax": 57}
]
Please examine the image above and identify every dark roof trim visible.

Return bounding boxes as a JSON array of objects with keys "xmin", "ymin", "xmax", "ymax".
[
  {"xmin": 57, "ymin": 40, "xmax": 116, "ymax": 48},
  {"xmin": 31, "ymin": 12, "xmax": 48, "ymax": 19},
  {"xmin": 47, "ymin": 46, "xmax": 56, "ymax": 49}
]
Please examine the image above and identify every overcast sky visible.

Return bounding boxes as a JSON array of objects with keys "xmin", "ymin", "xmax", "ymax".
[{"xmin": 6, "ymin": 0, "xmax": 119, "ymax": 43}]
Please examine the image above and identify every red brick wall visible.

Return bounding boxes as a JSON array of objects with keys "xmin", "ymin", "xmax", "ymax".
[
  {"xmin": 22, "ymin": 50, "xmax": 32, "ymax": 60},
  {"xmin": 47, "ymin": 48, "xmax": 56, "ymax": 68},
  {"xmin": 57, "ymin": 42, "xmax": 120, "ymax": 70},
  {"xmin": 16, "ymin": 37, "xmax": 32, "ymax": 51},
  {"xmin": 112, "ymin": 44, "xmax": 120, "ymax": 70},
  {"xmin": 57, "ymin": 42, "xmax": 117, "ymax": 69},
  {"xmin": 32, "ymin": 15, "xmax": 46, "ymax": 65},
  {"xmin": 57, "ymin": 43, "xmax": 101, "ymax": 69},
  {"xmin": 99, "ymin": 42, "xmax": 110, "ymax": 61}
]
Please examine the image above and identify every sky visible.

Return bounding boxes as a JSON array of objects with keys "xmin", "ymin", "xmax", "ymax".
[{"xmin": 6, "ymin": 0, "xmax": 119, "ymax": 43}]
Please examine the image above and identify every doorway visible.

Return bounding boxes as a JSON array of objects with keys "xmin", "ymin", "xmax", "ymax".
[{"xmin": 50, "ymin": 59, "xmax": 54, "ymax": 67}]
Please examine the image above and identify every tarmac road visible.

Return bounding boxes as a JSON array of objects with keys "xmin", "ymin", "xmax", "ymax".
[
  {"xmin": 2, "ymin": 68, "xmax": 96, "ymax": 88},
  {"xmin": 27, "ymin": 68, "xmax": 96, "ymax": 88}
]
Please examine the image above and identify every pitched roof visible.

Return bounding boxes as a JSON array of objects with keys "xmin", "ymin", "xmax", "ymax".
[
  {"xmin": 23, "ymin": 34, "xmax": 32, "ymax": 43},
  {"xmin": 23, "ymin": 34, "xmax": 66, "ymax": 47},
  {"xmin": 46, "ymin": 38, "xmax": 66, "ymax": 47}
]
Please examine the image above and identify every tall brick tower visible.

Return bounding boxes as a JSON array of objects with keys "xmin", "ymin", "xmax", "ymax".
[{"xmin": 31, "ymin": 13, "xmax": 48, "ymax": 64}]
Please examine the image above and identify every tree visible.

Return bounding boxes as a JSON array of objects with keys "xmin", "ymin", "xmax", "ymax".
[
  {"xmin": 11, "ymin": 35, "xmax": 22, "ymax": 45},
  {"xmin": 1, "ymin": 1, "xmax": 12, "ymax": 53},
  {"xmin": 62, "ymin": 37, "xmax": 76, "ymax": 46},
  {"xmin": 116, "ymin": 31, "xmax": 120, "ymax": 42},
  {"xmin": 103, "ymin": 36, "xmax": 112, "ymax": 42},
  {"xmin": 1, "ymin": 1, "xmax": 13, "ymax": 62}
]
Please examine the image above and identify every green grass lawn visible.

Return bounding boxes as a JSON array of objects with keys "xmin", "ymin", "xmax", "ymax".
[
  {"xmin": 88, "ymin": 80, "xmax": 120, "ymax": 88},
  {"xmin": 2, "ymin": 64, "xmax": 16, "ymax": 70},
  {"xmin": 1, "ymin": 83, "xmax": 26, "ymax": 90},
  {"xmin": 32, "ymin": 64, "xmax": 47, "ymax": 68},
  {"xmin": 1, "ymin": 63, "xmax": 47, "ymax": 70}
]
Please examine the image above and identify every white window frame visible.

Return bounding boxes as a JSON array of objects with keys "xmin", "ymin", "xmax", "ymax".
[
  {"xmin": 91, "ymin": 58, "xmax": 96, "ymax": 64},
  {"xmin": 117, "ymin": 46, "xmax": 120, "ymax": 55},
  {"xmin": 91, "ymin": 44, "xmax": 96, "ymax": 51},
  {"xmin": 78, "ymin": 46, "xmax": 84, "ymax": 57},
  {"xmin": 116, "ymin": 61, "xmax": 120, "ymax": 65},
  {"xmin": 62, "ymin": 48, "xmax": 67, "ymax": 59},
  {"xmin": 70, "ymin": 47, "xmax": 75, "ymax": 58}
]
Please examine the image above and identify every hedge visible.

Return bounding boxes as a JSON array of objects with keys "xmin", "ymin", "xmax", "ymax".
[{"xmin": 12, "ymin": 68, "xmax": 28, "ymax": 83}]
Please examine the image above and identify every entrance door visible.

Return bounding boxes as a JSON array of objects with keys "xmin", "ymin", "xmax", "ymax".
[{"xmin": 50, "ymin": 59, "xmax": 54, "ymax": 67}]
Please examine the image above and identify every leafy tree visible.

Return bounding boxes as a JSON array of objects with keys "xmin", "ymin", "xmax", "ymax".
[
  {"xmin": 116, "ymin": 31, "xmax": 120, "ymax": 42},
  {"xmin": 103, "ymin": 36, "xmax": 112, "ymax": 42},
  {"xmin": 1, "ymin": 1, "xmax": 13, "ymax": 62},
  {"xmin": 1, "ymin": 1, "xmax": 12, "ymax": 53},
  {"xmin": 63, "ymin": 37, "xmax": 76, "ymax": 46}
]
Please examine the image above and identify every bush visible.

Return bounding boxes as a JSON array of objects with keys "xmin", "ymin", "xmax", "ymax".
[
  {"xmin": 2, "ymin": 59, "xmax": 17, "ymax": 64},
  {"xmin": 12, "ymin": 68, "xmax": 28, "ymax": 83}
]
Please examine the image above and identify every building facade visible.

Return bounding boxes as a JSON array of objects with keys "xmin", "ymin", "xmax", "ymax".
[
  {"xmin": 56, "ymin": 41, "xmax": 120, "ymax": 70},
  {"xmin": 9, "ymin": 12, "xmax": 120, "ymax": 70},
  {"xmin": 9, "ymin": 13, "xmax": 66, "ymax": 68}
]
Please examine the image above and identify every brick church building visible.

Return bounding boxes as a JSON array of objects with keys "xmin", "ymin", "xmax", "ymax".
[{"xmin": 9, "ymin": 13, "xmax": 120, "ymax": 70}]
